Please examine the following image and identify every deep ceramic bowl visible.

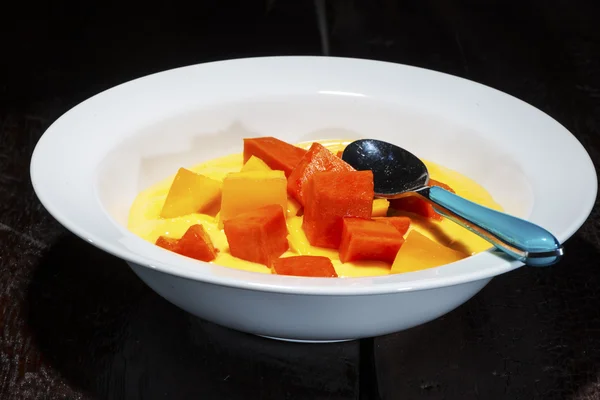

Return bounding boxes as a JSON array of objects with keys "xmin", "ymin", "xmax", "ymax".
[{"xmin": 30, "ymin": 57, "xmax": 597, "ymax": 342}]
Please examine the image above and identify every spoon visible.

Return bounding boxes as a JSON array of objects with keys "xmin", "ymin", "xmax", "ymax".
[{"xmin": 342, "ymin": 139, "xmax": 563, "ymax": 266}]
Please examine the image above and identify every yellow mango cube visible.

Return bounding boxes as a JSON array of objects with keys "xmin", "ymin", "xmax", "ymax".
[
  {"xmin": 371, "ymin": 198, "xmax": 390, "ymax": 217},
  {"xmin": 286, "ymin": 197, "xmax": 302, "ymax": 218},
  {"xmin": 241, "ymin": 156, "xmax": 272, "ymax": 172},
  {"xmin": 220, "ymin": 170, "xmax": 287, "ymax": 222},
  {"xmin": 391, "ymin": 231, "xmax": 467, "ymax": 274},
  {"xmin": 160, "ymin": 168, "xmax": 222, "ymax": 219}
]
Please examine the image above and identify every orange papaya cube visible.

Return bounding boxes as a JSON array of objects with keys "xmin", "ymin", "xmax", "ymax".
[
  {"xmin": 224, "ymin": 204, "xmax": 289, "ymax": 266},
  {"xmin": 302, "ymin": 170, "xmax": 374, "ymax": 249},
  {"xmin": 372, "ymin": 216, "xmax": 411, "ymax": 236},
  {"xmin": 175, "ymin": 224, "xmax": 218, "ymax": 262},
  {"xmin": 272, "ymin": 256, "xmax": 338, "ymax": 277},
  {"xmin": 389, "ymin": 196, "xmax": 441, "ymax": 220},
  {"xmin": 220, "ymin": 170, "xmax": 287, "ymax": 222},
  {"xmin": 371, "ymin": 198, "xmax": 390, "ymax": 217},
  {"xmin": 287, "ymin": 142, "xmax": 355, "ymax": 206},
  {"xmin": 391, "ymin": 230, "xmax": 467, "ymax": 274},
  {"xmin": 389, "ymin": 179, "xmax": 455, "ymax": 220},
  {"xmin": 160, "ymin": 168, "xmax": 222, "ymax": 218},
  {"xmin": 241, "ymin": 155, "xmax": 272, "ymax": 172},
  {"xmin": 155, "ymin": 236, "xmax": 179, "ymax": 252},
  {"xmin": 339, "ymin": 217, "xmax": 404, "ymax": 264},
  {"xmin": 243, "ymin": 137, "xmax": 307, "ymax": 177}
]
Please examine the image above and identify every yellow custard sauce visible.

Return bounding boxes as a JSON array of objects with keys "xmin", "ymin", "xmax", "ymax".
[{"xmin": 127, "ymin": 141, "xmax": 503, "ymax": 277}]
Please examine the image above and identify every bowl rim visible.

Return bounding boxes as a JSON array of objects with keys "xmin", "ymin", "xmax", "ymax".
[{"xmin": 30, "ymin": 56, "xmax": 598, "ymax": 295}]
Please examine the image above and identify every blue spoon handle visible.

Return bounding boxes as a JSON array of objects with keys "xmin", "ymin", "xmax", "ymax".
[{"xmin": 416, "ymin": 186, "xmax": 563, "ymax": 266}]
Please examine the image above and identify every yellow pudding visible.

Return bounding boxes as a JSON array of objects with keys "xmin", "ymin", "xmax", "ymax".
[{"xmin": 127, "ymin": 140, "xmax": 502, "ymax": 277}]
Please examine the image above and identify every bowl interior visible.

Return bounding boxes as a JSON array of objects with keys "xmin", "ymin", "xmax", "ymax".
[
  {"xmin": 31, "ymin": 57, "xmax": 597, "ymax": 294},
  {"xmin": 96, "ymin": 94, "xmax": 534, "ymax": 229}
]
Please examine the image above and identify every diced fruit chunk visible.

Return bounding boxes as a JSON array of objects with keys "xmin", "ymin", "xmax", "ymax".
[
  {"xmin": 224, "ymin": 204, "xmax": 289, "ymax": 266},
  {"xmin": 160, "ymin": 168, "xmax": 222, "ymax": 218},
  {"xmin": 155, "ymin": 236, "xmax": 179, "ymax": 252},
  {"xmin": 391, "ymin": 230, "xmax": 467, "ymax": 273},
  {"xmin": 373, "ymin": 216, "xmax": 411, "ymax": 236},
  {"xmin": 389, "ymin": 196, "xmax": 441, "ymax": 220},
  {"xmin": 371, "ymin": 198, "xmax": 390, "ymax": 217},
  {"xmin": 243, "ymin": 137, "xmax": 307, "ymax": 177},
  {"xmin": 176, "ymin": 224, "xmax": 218, "ymax": 262},
  {"xmin": 241, "ymin": 155, "xmax": 272, "ymax": 172},
  {"xmin": 389, "ymin": 179, "xmax": 455, "ymax": 220},
  {"xmin": 303, "ymin": 170, "xmax": 374, "ymax": 249},
  {"xmin": 339, "ymin": 218, "xmax": 404, "ymax": 263},
  {"xmin": 287, "ymin": 142, "xmax": 355, "ymax": 205},
  {"xmin": 272, "ymin": 256, "xmax": 338, "ymax": 277},
  {"xmin": 220, "ymin": 170, "xmax": 287, "ymax": 222}
]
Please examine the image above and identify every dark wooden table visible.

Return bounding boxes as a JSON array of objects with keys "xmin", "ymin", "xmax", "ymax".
[{"xmin": 2, "ymin": 1, "xmax": 599, "ymax": 399}]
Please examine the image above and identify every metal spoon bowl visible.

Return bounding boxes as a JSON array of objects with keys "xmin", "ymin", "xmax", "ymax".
[{"xmin": 342, "ymin": 139, "xmax": 563, "ymax": 267}]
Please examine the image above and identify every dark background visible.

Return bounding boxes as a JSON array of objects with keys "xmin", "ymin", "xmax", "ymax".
[{"xmin": 1, "ymin": 0, "xmax": 600, "ymax": 399}]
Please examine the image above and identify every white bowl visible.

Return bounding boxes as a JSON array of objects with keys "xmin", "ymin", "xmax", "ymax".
[{"xmin": 30, "ymin": 56, "xmax": 597, "ymax": 342}]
